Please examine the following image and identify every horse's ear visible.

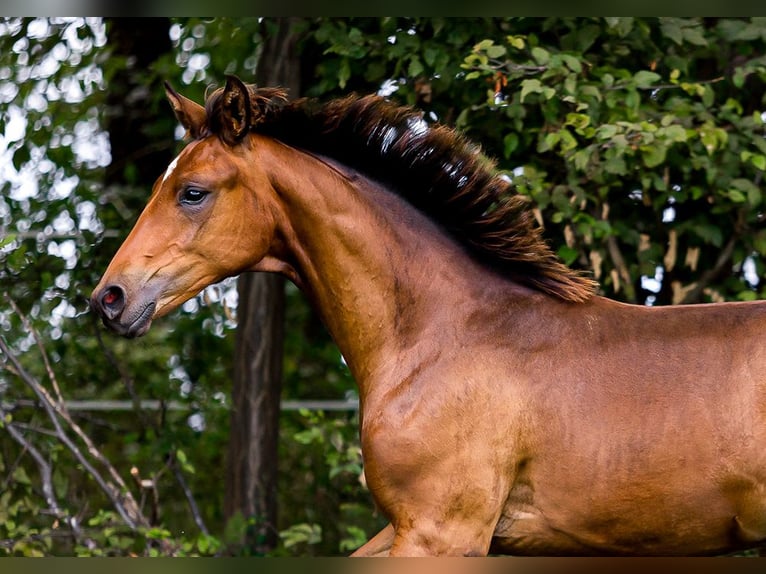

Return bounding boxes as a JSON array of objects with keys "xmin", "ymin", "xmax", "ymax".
[
  {"xmin": 218, "ymin": 75, "xmax": 252, "ymax": 145},
  {"xmin": 164, "ymin": 81, "xmax": 207, "ymax": 140}
]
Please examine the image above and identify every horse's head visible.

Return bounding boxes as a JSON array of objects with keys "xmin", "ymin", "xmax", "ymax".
[{"xmin": 91, "ymin": 77, "xmax": 286, "ymax": 337}]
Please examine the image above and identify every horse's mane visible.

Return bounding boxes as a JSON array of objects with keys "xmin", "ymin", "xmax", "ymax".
[{"xmin": 203, "ymin": 84, "xmax": 597, "ymax": 303}]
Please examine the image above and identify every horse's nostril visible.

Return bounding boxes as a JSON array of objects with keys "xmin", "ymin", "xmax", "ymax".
[
  {"xmin": 103, "ymin": 289, "xmax": 119, "ymax": 306},
  {"xmin": 99, "ymin": 285, "xmax": 126, "ymax": 320}
]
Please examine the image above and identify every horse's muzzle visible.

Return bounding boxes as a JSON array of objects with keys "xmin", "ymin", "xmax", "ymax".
[{"xmin": 90, "ymin": 284, "xmax": 156, "ymax": 338}]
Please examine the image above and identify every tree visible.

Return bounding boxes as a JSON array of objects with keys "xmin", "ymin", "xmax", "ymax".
[
  {"xmin": 224, "ymin": 19, "xmax": 305, "ymax": 556},
  {"xmin": 460, "ymin": 17, "xmax": 766, "ymax": 305},
  {"xmin": 0, "ymin": 18, "xmax": 176, "ymax": 555},
  {"xmin": 2, "ymin": 17, "xmax": 766, "ymax": 557},
  {"xmin": 0, "ymin": 18, "xmax": 233, "ymax": 556},
  {"xmin": 102, "ymin": 18, "xmax": 174, "ymax": 195}
]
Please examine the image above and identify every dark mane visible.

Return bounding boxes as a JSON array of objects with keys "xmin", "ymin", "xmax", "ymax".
[{"xmin": 203, "ymin": 85, "xmax": 597, "ymax": 303}]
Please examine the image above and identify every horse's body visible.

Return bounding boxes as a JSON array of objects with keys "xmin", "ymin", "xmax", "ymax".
[{"xmin": 91, "ymin": 76, "xmax": 766, "ymax": 556}]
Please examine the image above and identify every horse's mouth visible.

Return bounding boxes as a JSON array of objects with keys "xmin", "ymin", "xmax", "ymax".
[{"xmin": 102, "ymin": 302, "xmax": 156, "ymax": 338}]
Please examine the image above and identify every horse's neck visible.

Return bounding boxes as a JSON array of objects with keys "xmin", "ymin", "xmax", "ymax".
[{"xmin": 260, "ymin": 140, "xmax": 510, "ymax": 391}]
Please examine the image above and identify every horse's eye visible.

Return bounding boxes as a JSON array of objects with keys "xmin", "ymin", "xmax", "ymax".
[{"xmin": 179, "ymin": 187, "xmax": 209, "ymax": 206}]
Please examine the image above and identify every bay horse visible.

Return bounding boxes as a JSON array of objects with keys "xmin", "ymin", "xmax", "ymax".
[{"xmin": 91, "ymin": 75, "xmax": 766, "ymax": 557}]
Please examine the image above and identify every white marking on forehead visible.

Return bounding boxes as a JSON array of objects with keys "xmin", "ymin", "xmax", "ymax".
[{"xmin": 162, "ymin": 153, "xmax": 181, "ymax": 184}]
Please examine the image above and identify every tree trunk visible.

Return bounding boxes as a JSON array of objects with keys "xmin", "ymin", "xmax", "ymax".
[
  {"xmin": 103, "ymin": 18, "xmax": 174, "ymax": 199},
  {"xmin": 224, "ymin": 17, "xmax": 304, "ymax": 555},
  {"xmin": 227, "ymin": 274, "xmax": 286, "ymax": 553}
]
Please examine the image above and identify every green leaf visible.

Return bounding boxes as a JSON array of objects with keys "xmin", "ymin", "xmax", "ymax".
[
  {"xmin": 728, "ymin": 189, "xmax": 747, "ymax": 203},
  {"xmin": 753, "ymin": 137, "xmax": 766, "ymax": 155},
  {"xmin": 579, "ymin": 85, "xmax": 603, "ymax": 101},
  {"xmin": 738, "ymin": 291, "xmax": 758, "ymax": 302},
  {"xmin": 733, "ymin": 68, "xmax": 747, "ymax": 88},
  {"xmin": 557, "ymin": 245, "xmax": 579, "ymax": 265},
  {"xmin": 13, "ymin": 466, "xmax": 31, "ymax": 485},
  {"xmin": 699, "ymin": 126, "xmax": 719, "ymax": 155},
  {"xmin": 559, "ymin": 128, "xmax": 577, "ymax": 152},
  {"xmin": 423, "ymin": 46, "xmax": 439, "ymax": 67},
  {"xmin": 642, "ymin": 145, "xmax": 667, "ymax": 168},
  {"xmin": 565, "ymin": 112, "xmax": 590, "ymax": 131},
  {"xmin": 340, "ymin": 526, "xmax": 369, "ymax": 553},
  {"xmin": 531, "ymin": 46, "xmax": 550, "ymax": 65},
  {"xmin": 633, "ymin": 70, "xmax": 661, "ymax": 88},
  {"xmin": 538, "ymin": 131, "xmax": 560, "ymax": 153},
  {"xmin": 722, "ymin": 97, "xmax": 743, "ymax": 115},
  {"xmin": 596, "ymin": 124, "xmax": 619, "ymax": 139},
  {"xmin": 731, "ymin": 178, "xmax": 762, "ymax": 206},
  {"xmin": 605, "ymin": 17, "xmax": 634, "ymax": 37},
  {"xmin": 569, "ymin": 24, "xmax": 601, "ymax": 53},
  {"xmin": 661, "ymin": 114, "xmax": 676, "ymax": 127},
  {"xmin": 682, "ymin": 25, "xmax": 708, "ymax": 46},
  {"xmin": 660, "ymin": 19, "xmax": 684, "ymax": 45},
  {"xmin": 661, "ymin": 124, "xmax": 688, "ymax": 143},
  {"xmin": 176, "ymin": 448, "xmax": 195, "ymax": 474},
  {"xmin": 563, "ymin": 74, "xmax": 577, "ymax": 95},
  {"xmin": 280, "ymin": 523, "xmax": 322, "ymax": 548},
  {"xmin": 486, "ymin": 45, "xmax": 506, "ymax": 59},
  {"xmin": 408, "ymin": 56, "xmax": 424, "ymax": 77},
  {"xmin": 338, "ymin": 58, "xmax": 351, "ymax": 89},
  {"xmin": 572, "ymin": 148, "xmax": 591, "ymax": 172},
  {"xmin": 560, "ymin": 54, "xmax": 582, "ymax": 73},
  {"xmin": 701, "ymin": 85, "xmax": 714, "ymax": 107},
  {"xmin": 507, "ymin": 35, "xmax": 525, "ymax": 50},
  {"xmin": 520, "ymin": 78, "xmax": 543, "ymax": 102},
  {"xmin": 503, "ymin": 133, "xmax": 519, "ymax": 158},
  {"xmin": 474, "ymin": 39, "xmax": 495, "ymax": 51},
  {"xmin": 693, "ymin": 222, "xmax": 724, "ymax": 247},
  {"xmin": 455, "ymin": 108, "xmax": 470, "ymax": 130},
  {"xmin": 604, "ymin": 154, "xmax": 627, "ymax": 175}
]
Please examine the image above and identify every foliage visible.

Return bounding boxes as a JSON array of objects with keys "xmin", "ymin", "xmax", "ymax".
[
  {"xmin": 1, "ymin": 17, "xmax": 766, "ymax": 557},
  {"xmin": 461, "ymin": 17, "xmax": 766, "ymax": 305}
]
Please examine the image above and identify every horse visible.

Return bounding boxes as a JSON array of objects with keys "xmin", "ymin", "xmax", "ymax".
[{"xmin": 91, "ymin": 75, "xmax": 766, "ymax": 557}]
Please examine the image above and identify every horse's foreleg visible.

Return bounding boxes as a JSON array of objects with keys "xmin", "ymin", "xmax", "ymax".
[
  {"xmin": 358, "ymin": 399, "xmax": 509, "ymax": 556},
  {"xmin": 350, "ymin": 523, "xmax": 395, "ymax": 557}
]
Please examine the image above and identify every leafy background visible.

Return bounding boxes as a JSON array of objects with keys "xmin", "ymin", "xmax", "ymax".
[{"xmin": 1, "ymin": 17, "xmax": 765, "ymax": 556}]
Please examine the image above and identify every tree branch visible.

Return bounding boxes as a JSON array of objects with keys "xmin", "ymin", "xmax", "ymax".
[
  {"xmin": 0, "ymin": 294, "xmax": 151, "ymax": 533},
  {"xmin": 0, "ymin": 294, "xmax": 182, "ymax": 554},
  {"xmin": 0, "ymin": 406, "xmax": 63, "ymax": 524},
  {"xmin": 168, "ymin": 452, "xmax": 210, "ymax": 536},
  {"xmin": 0, "ymin": 332, "xmax": 142, "ymax": 529},
  {"xmin": 679, "ymin": 209, "xmax": 746, "ymax": 304},
  {"xmin": 8, "ymin": 298, "xmax": 64, "ymax": 404},
  {"xmin": 606, "ymin": 235, "xmax": 637, "ymax": 303},
  {"xmin": 90, "ymin": 311, "xmax": 155, "ymax": 433}
]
